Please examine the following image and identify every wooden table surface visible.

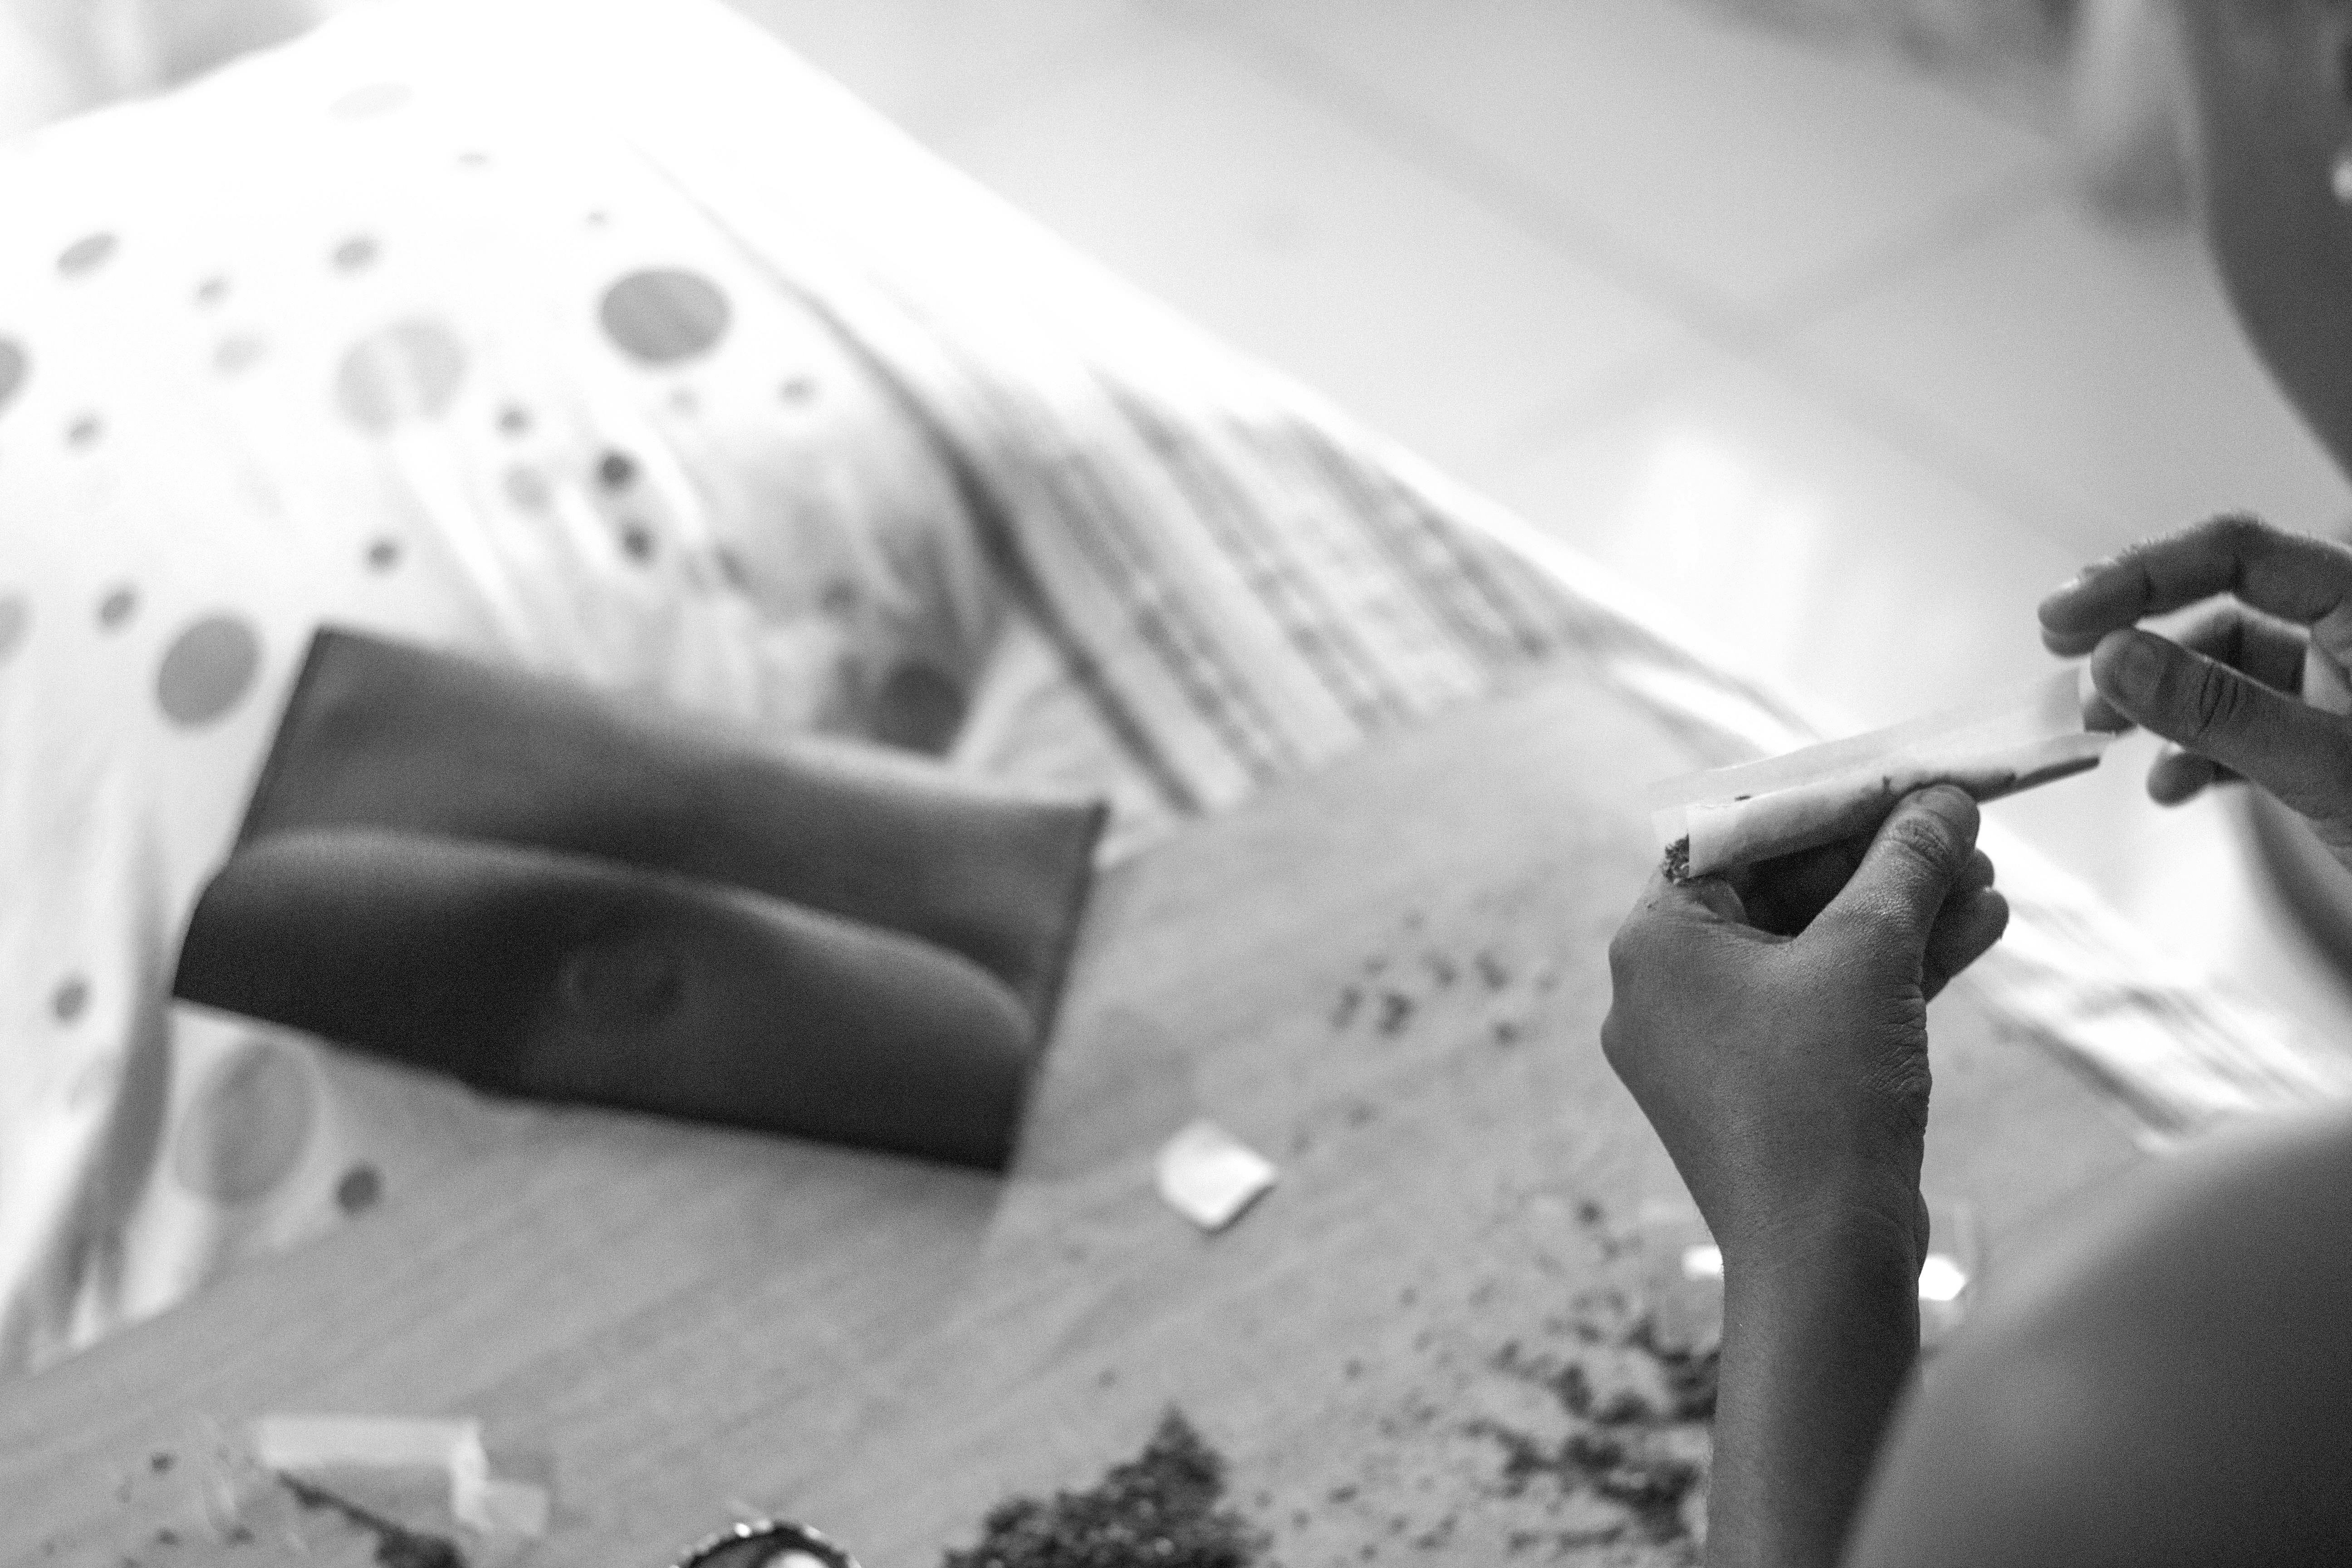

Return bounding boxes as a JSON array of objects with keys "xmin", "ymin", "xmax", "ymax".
[{"xmin": 0, "ymin": 669, "xmax": 2148, "ymax": 1568}]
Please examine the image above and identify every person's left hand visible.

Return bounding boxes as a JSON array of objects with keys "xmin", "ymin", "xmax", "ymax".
[{"xmin": 1602, "ymin": 788, "xmax": 2008, "ymax": 1269}]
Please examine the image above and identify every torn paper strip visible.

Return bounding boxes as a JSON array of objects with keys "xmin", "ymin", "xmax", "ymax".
[
  {"xmin": 251, "ymin": 1414, "xmax": 550, "ymax": 1537},
  {"xmin": 1155, "ymin": 1120, "xmax": 1277, "ymax": 1231},
  {"xmin": 1648, "ymin": 669, "xmax": 2112, "ymax": 879}
]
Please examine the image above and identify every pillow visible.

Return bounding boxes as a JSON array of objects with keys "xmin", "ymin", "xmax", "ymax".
[{"xmin": 0, "ymin": 23, "xmax": 1003, "ymax": 1371}]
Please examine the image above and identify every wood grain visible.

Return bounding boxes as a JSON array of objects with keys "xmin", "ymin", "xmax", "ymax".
[{"xmin": 0, "ymin": 669, "xmax": 2146, "ymax": 1568}]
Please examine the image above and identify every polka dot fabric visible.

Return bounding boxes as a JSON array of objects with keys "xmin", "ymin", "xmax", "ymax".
[{"xmin": 0, "ymin": 23, "xmax": 1000, "ymax": 1375}]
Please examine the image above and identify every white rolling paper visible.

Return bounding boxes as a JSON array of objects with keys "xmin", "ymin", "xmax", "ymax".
[{"xmin": 1649, "ymin": 669, "xmax": 2114, "ymax": 880}]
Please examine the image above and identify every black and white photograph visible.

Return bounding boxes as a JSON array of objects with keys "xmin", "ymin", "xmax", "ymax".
[{"xmin": 1, "ymin": 1, "xmax": 2347, "ymax": 1563}]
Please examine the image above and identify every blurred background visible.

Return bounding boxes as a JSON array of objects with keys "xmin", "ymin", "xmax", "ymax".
[{"xmin": 8, "ymin": 0, "xmax": 2350, "ymax": 1045}]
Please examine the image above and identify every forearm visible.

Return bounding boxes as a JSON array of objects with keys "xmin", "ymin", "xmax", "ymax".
[{"xmin": 1705, "ymin": 1210, "xmax": 1922, "ymax": 1568}]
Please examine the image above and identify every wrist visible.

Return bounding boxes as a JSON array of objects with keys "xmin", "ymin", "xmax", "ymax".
[
  {"xmin": 1705, "ymin": 1200, "xmax": 1924, "ymax": 1568},
  {"xmin": 1717, "ymin": 1191, "xmax": 1921, "ymax": 1283}
]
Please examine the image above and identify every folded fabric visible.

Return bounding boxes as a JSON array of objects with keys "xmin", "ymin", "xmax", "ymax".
[
  {"xmin": 237, "ymin": 627, "xmax": 1107, "ymax": 1029},
  {"xmin": 172, "ymin": 626, "xmax": 1109, "ymax": 1168},
  {"xmin": 175, "ymin": 830, "xmax": 1035, "ymax": 1168}
]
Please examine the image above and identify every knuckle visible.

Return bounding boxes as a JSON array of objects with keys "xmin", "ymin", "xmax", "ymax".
[
  {"xmin": 1979, "ymin": 889, "xmax": 2012, "ymax": 945},
  {"xmin": 1606, "ymin": 923, "xmax": 1641, "ymax": 980},
  {"xmin": 1863, "ymin": 1041, "xmax": 1934, "ymax": 1132},
  {"xmin": 1887, "ymin": 1063, "xmax": 1933, "ymax": 1135},
  {"xmin": 1607, "ymin": 920, "xmax": 1669, "ymax": 993},
  {"xmin": 2210, "ymin": 510, "xmax": 2266, "ymax": 555},
  {"xmin": 2183, "ymin": 657, "xmax": 2244, "ymax": 742}
]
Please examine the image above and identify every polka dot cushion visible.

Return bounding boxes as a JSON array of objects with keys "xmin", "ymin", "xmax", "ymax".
[{"xmin": 0, "ymin": 27, "xmax": 1003, "ymax": 1372}]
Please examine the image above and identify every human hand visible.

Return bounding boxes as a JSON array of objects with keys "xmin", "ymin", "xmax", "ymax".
[
  {"xmin": 1601, "ymin": 788, "xmax": 2005, "ymax": 1268},
  {"xmin": 2039, "ymin": 514, "xmax": 2352, "ymax": 868}
]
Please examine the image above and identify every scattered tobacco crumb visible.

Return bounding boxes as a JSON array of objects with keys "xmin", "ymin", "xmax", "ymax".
[
  {"xmin": 1470, "ymin": 1308, "xmax": 1718, "ymax": 1548},
  {"xmin": 1629, "ymin": 1318, "xmax": 1722, "ymax": 1424},
  {"xmin": 148, "ymin": 1452, "xmax": 175, "ymax": 1474},
  {"xmin": 1474, "ymin": 1423, "xmax": 1700, "ymax": 1544},
  {"xmin": 1584, "ymin": 1434, "xmax": 1703, "ymax": 1543},
  {"xmin": 279, "ymin": 1474, "xmax": 466, "ymax": 1568},
  {"xmin": 1474, "ymin": 952, "xmax": 1510, "ymax": 991},
  {"xmin": 1330, "ymin": 986, "xmax": 1363, "ymax": 1029},
  {"xmin": 1490, "ymin": 1021, "xmax": 1520, "ymax": 1047},
  {"xmin": 151, "ymin": 1529, "xmax": 178, "ymax": 1548},
  {"xmin": 1422, "ymin": 954, "xmax": 1456, "ymax": 988},
  {"xmin": 1662, "ymin": 839, "xmax": 1691, "ymax": 883},
  {"xmin": 1375, "ymin": 993, "xmax": 1415, "ymax": 1035},
  {"xmin": 941, "ymin": 1408, "xmax": 1265, "ymax": 1568}
]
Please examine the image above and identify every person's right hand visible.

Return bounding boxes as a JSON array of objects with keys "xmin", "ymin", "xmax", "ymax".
[
  {"xmin": 1602, "ymin": 787, "xmax": 2002, "ymax": 1270},
  {"xmin": 2039, "ymin": 513, "xmax": 2352, "ymax": 870}
]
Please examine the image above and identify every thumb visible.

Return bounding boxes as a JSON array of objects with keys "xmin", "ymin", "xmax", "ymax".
[
  {"xmin": 1813, "ymin": 786, "xmax": 1981, "ymax": 957},
  {"xmin": 2092, "ymin": 628, "xmax": 2352, "ymax": 827}
]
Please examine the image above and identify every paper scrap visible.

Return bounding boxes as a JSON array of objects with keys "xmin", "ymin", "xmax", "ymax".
[
  {"xmin": 1155, "ymin": 1120, "xmax": 1277, "ymax": 1231},
  {"xmin": 251, "ymin": 1415, "xmax": 549, "ymax": 1538},
  {"xmin": 1917, "ymin": 1253, "xmax": 1969, "ymax": 1304}
]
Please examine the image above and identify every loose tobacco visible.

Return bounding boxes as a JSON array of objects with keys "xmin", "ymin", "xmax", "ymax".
[{"xmin": 941, "ymin": 1409, "xmax": 1264, "ymax": 1568}]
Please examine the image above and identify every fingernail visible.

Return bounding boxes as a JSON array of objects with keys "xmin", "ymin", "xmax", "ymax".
[
  {"xmin": 2104, "ymin": 628, "xmax": 2164, "ymax": 703},
  {"xmin": 2038, "ymin": 569, "xmax": 2100, "ymax": 626},
  {"xmin": 1925, "ymin": 782, "xmax": 1975, "ymax": 815},
  {"xmin": 2044, "ymin": 561, "xmax": 2104, "ymax": 600}
]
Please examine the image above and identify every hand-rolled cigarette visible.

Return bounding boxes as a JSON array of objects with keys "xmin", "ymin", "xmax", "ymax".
[{"xmin": 1650, "ymin": 670, "xmax": 2113, "ymax": 881}]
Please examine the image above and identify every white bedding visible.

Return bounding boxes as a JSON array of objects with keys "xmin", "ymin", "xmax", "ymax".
[{"xmin": 0, "ymin": 0, "xmax": 2340, "ymax": 1379}]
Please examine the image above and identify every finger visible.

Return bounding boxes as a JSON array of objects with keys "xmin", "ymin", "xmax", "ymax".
[
  {"xmin": 1921, "ymin": 887, "xmax": 2009, "ymax": 1001},
  {"xmin": 1955, "ymin": 848, "xmax": 1995, "ymax": 897},
  {"xmin": 2090, "ymin": 627, "xmax": 2352, "ymax": 824},
  {"xmin": 2146, "ymin": 743, "xmax": 2222, "ymax": 806},
  {"xmin": 2076, "ymin": 601, "xmax": 2309, "ymax": 731},
  {"xmin": 2040, "ymin": 514, "xmax": 2352, "ymax": 656},
  {"xmin": 1733, "ymin": 833, "xmax": 1869, "ymax": 936},
  {"xmin": 1814, "ymin": 785, "xmax": 1983, "ymax": 955}
]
